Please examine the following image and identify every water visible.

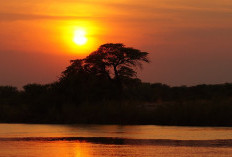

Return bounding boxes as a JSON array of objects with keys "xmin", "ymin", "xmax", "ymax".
[{"xmin": 0, "ymin": 124, "xmax": 232, "ymax": 157}]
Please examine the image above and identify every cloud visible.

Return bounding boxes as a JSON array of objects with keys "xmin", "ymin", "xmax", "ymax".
[
  {"xmin": 0, "ymin": 13, "xmax": 99, "ymax": 22},
  {"xmin": 0, "ymin": 12, "xmax": 174, "ymax": 24},
  {"xmin": 71, "ymin": 0, "xmax": 232, "ymax": 18},
  {"xmin": 1, "ymin": 1, "xmax": 231, "ymax": 23}
]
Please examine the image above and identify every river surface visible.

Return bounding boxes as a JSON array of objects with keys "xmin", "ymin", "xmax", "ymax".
[{"xmin": 0, "ymin": 124, "xmax": 232, "ymax": 157}]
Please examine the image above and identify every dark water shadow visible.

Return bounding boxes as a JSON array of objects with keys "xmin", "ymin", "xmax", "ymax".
[{"xmin": 1, "ymin": 137, "xmax": 232, "ymax": 147}]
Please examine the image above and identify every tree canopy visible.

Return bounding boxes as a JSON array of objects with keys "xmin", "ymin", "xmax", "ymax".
[{"xmin": 61, "ymin": 43, "xmax": 149, "ymax": 83}]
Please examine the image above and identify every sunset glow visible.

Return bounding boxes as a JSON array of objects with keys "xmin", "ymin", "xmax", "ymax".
[
  {"xmin": 1, "ymin": 0, "xmax": 232, "ymax": 156},
  {"xmin": 59, "ymin": 23, "xmax": 100, "ymax": 56},
  {"xmin": 73, "ymin": 29, "xmax": 87, "ymax": 46},
  {"xmin": 0, "ymin": 0, "xmax": 232, "ymax": 87}
]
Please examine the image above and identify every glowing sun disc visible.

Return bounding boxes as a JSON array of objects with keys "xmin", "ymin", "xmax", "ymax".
[
  {"xmin": 73, "ymin": 29, "xmax": 87, "ymax": 45},
  {"xmin": 74, "ymin": 36, "xmax": 87, "ymax": 45}
]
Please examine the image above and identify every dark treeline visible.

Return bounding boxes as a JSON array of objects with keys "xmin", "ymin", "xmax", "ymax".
[{"xmin": 1, "ymin": 43, "xmax": 232, "ymax": 126}]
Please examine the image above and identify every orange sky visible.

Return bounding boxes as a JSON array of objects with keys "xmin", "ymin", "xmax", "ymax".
[{"xmin": 0, "ymin": 0, "xmax": 232, "ymax": 87}]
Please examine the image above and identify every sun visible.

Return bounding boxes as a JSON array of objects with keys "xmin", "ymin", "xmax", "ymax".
[
  {"xmin": 61, "ymin": 24, "xmax": 98, "ymax": 55},
  {"xmin": 73, "ymin": 29, "xmax": 87, "ymax": 45}
]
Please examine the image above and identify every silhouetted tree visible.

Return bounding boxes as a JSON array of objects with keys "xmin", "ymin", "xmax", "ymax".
[
  {"xmin": 85, "ymin": 43, "xmax": 149, "ymax": 82},
  {"xmin": 62, "ymin": 43, "xmax": 149, "ymax": 81},
  {"xmin": 59, "ymin": 43, "xmax": 149, "ymax": 100}
]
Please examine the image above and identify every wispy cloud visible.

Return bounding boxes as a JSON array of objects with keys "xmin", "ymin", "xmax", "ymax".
[
  {"xmin": 0, "ymin": 13, "xmax": 98, "ymax": 21},
  {"xmin": 0, "ymin": 12, "xmax": 174, "ymax": 23}
]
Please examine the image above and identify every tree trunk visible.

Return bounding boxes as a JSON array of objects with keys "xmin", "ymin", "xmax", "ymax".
[
  {"xmin": 113, "ymin": 65, "xmax": 119, "ymax": 80},
  {"xmin": 113, "ymin": 65, "xmax": 123, "ymax": 100}
]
